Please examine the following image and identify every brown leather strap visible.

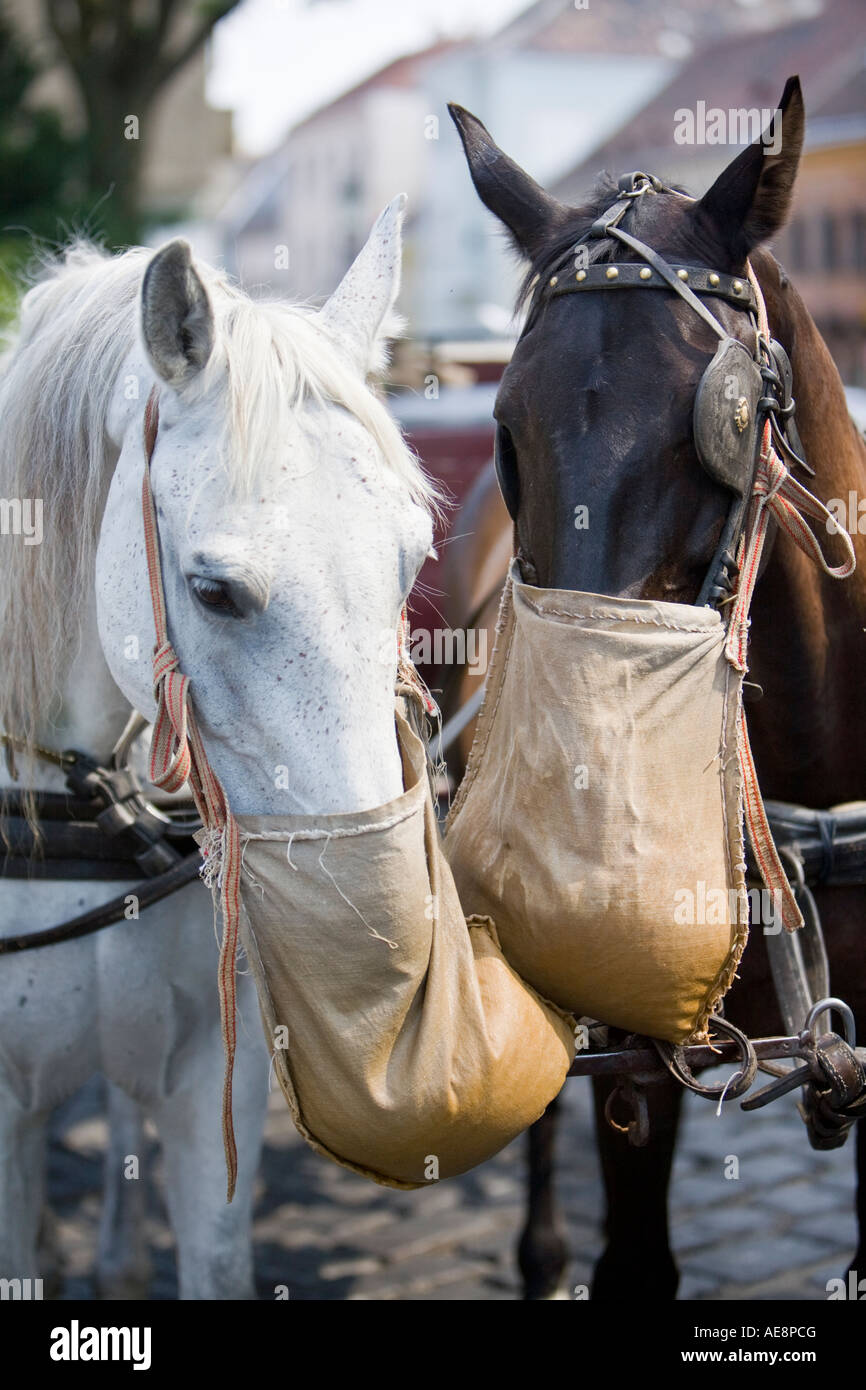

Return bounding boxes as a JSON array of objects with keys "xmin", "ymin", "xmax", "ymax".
[
  {"xmin": 0, "ymin": 852, "xmax": 201, "ymax": 953},
  {"xmin": 144, "ymin": 388, "xmax": 160, "ymax": 463}
]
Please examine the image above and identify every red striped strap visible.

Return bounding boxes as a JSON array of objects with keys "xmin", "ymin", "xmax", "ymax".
[
  {"xmin": 722, "ymin": 268, "xmax": 856, "ymax": 932},
  {"xmin": 139, "ymin": 394, "xmax": 432, "ymax": 1198},
  {"xmin": 141, "ymin": 389, "xmax": 239, "ymax": 1201}
]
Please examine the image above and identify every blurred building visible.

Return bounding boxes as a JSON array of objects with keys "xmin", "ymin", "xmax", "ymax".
[
  {"xmin": 5, "ymin": 0, "xmax": 233, "ymax": 219},
  {"xmin": 552, "ymin": 0, "xmax": 866, "ymax": 383},
  {"xmin": 776, "ymin": 60, "xmax": 866, "ymax": 385},
  {"xmin": 219, "ymin": 0, "xmax": 811, "ymax": 338},
  {"xmin": 218, "ymin": 42, "xmax": 456, "ymax": 297}
]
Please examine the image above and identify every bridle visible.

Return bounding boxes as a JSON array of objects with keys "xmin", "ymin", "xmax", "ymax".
[
  {"xmin": 494, "ymin": 172, "xmax": 813, "ymax": 609},
  {"xmin": 492, "ymin": 170, "xmax": 858, "ymax": 955}
]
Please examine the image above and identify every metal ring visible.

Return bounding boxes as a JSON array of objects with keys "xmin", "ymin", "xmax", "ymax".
[
  {"xmin": 654, "ymin": 1015, "xmax": 758, "ymax": 1102},
  {"xmin": 804, "ymin": 997, "xmax": 856, "ymax": 1048},
  {"xmin": 603, "ymin": 1086, "xmax": 632, "ymax": 1135}
]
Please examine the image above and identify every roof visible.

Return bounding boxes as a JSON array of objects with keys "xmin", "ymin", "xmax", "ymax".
[
  {"xmin": 492, "ymin": 0, "xmax": 820, "ymax": 58},
  {"xmin": 551, "ymin": 0, "xmax": 865, "ymax": 201}
]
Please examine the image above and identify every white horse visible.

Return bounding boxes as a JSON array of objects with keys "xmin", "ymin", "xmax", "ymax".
[{"xmin": 0, "ymin": 196, "xmax": 435, "ymax": 1297}]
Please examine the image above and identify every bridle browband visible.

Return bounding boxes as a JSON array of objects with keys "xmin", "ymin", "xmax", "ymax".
[{"xmin": 510, "ymin": 172, "xmax": 811, "ymax": 609}]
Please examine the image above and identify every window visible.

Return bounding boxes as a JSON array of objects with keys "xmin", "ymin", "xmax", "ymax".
[
  {"xmin": 821, "ymin": 213, "xmax": 839, "ymax": 271},
  {"xmin": 852, "ymin": 210, "xmax": 866, "ymax": 270},
  {"xmin": 787, "ymin": 217, "xmax": 806, "ymax": 270}
]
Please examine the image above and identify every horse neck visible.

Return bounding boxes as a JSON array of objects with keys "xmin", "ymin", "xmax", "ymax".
[{"xmin": 746, "ymin": 252, "xmax": 866, "ymax": 803}]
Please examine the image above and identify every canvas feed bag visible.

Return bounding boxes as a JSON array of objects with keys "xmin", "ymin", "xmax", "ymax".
[
  {"xmin": 443, "ymin": 264, "xmax": 858, "ymax": 1049},
  {"xmin": 221, "ymin": 707, "xmax": 575, "ymax": 1189},
  {"xmin": 444, "ymin": 395, "xmax": 857, "ymax": 1050},
  {"xmin": 443, "ymin": 563, "xmax": 750, "ymax": 1046}
]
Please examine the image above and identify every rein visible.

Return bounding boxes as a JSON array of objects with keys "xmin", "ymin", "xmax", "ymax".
[
  {"xmin": 141, "ymin": 389, "xmax": 242, "ymax": 1201},
  {"xmin": 724, "ymin": 267, "xmax": 855, "ymax": 934}
]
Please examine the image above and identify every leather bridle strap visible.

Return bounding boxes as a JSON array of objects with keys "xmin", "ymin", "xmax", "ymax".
[
  {"xmin": 544, "ymin": 199, "xmax": 859, "ymax": 934},
  {"xmin": 604, "ymin": 223, "xmax": 732, "ymax": 343},
  {"xmin": 0, "ymin": 851, "xmax": 201, "ymax": 953},
  {"xmin": 723, "ymin": 268, "xmax": 856, "ymax": 934},
  {"xmin": 142, "ymin": 387, "xmax": 240, "ymax": 1202}
]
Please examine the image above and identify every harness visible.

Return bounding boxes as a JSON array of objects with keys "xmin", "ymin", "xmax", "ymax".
[
  {"xmin": 495, "ymin": 172, "xmax": 812, "ymax": 609},
  {"xmin": 478, "ymin": 174, "xmax": 866, "ymax": 1139},
  {"xmin": 0, "ymin": 717, "xmax": 201, "ymax": 955},
  {"xmin": 3, "ymin": 177, "xmax": 866, "ymax": 1149}
]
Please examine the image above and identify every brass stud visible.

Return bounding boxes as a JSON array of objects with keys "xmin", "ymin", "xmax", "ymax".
[
  {"xmin": 677, "ymin": 268, "xmax": 688, "ymax": 281},
  {"xmin": 732, "ymin": 279, "xmax": 743, "ymax": 293},
  {"xmin": 575, "ymin": 268, "xmax": 586, "ymax": 282},
  {"xmin": 605, "ymin": 266, "xmax": 619, "ymax": 280},
  {"xmin": 549, "ymin": 275, "xmax": 558, "ymax": 287},
  {"xmin": 709, "ymin": 272, "xmax": 720, "ymax": 287},
  {"xmin": 639, "ymin": 267, "xmax": 652, "ymax": 280}
]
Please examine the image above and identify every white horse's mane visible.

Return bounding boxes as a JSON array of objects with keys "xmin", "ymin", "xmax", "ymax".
[{"xmin": 0, "ymin": 240, "xmax": 436, "ymax": 762}]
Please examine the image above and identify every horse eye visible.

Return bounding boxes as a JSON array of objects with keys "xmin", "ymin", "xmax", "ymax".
[{"xmin": 190, "ymin": 576, "xmax": 240, "ymax": 616}]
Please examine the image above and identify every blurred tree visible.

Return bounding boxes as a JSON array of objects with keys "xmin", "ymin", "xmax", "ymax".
[
  {"xmin": 0, "ymin": 12, "xmax": 87, "ymax": 328},
  {"xmin": 0, "ymin": 13, "xmax": 84, "ymax": 241},
  {"xmin": 42, "ymin": 0, "xmax": 242, "ymax": 245}
]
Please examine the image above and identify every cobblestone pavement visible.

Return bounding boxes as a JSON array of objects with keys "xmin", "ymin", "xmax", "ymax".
[{"xmin": 47, "ymin": 1064, "xmax": 857, "ymax": 1302}]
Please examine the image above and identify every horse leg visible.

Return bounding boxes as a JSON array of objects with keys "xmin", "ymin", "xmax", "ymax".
[
  {"xmin": 95, "ymin": 1082, "xmax": 151, "ymax": 1299},
  {"xmin": 148, "ymin": 1022, "xmax": 267, "ymax": 1301},
  {"xmin": 591, "ymin": 1075, "xmax": 683, "ymax": 1300},
  {"xmin": 0, "ymin": 1101, "xmax": 49, "ymax": 1285},
  {"xmin": 518, "ymin": 1097, "xmax": 569, "ymax": 1299}
]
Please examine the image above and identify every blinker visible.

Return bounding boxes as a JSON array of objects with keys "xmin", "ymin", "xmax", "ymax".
[{"xmin": 693, "ymin": 337, "xmax": 763, "ymax": 496}]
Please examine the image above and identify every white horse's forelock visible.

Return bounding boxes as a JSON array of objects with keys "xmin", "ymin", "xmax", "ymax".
[{"xmin": 0, "ymin": 240, "xmax": 438, "ymax": 773}]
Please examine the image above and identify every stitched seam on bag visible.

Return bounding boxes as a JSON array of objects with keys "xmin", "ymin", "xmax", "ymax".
[
  {"xmin": 458, "ymin": 580, "xmax": 515, "ymax": 783},
  {"xmin": 689, "ymin": 661, "xmax": 750, "ymax": 1042},
  {"xmin": 447, "ymin": 577, "xmax": 516, "ymax": 824},
  {"xmin": 519, "ymin": 596, "xmax": 723, "ymax": 634},
  {"xmin": 237, "ymin": 804, "xmax": 420, "ymax": 844}
]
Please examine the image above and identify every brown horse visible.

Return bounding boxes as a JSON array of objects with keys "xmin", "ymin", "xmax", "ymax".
[{"xmin": 441, "ymin": 77, "xmax": 866, "ymax": 1299}]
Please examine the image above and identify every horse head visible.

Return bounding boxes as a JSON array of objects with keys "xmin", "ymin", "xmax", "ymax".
[
  {"xmin": 450, "ymin": 78, "xmax": 807, "ymax": 605},
  {"xmin": 95, "ymin": 197, "xmax": 436, "ymax": 816}
]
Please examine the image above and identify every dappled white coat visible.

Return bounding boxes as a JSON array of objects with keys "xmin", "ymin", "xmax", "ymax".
[{"xmin": 0, "ymin": 197, "xmax": 433, "ymax": 1298}]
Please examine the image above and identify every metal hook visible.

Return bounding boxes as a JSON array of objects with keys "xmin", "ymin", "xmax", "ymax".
[{"xmin": 804, "ymin": 996, "xmax": 856, "ymax": 1048}]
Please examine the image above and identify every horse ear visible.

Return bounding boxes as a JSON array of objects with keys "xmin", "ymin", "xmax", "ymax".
[
  {"xmin": 317, "ymin": 195, "xmax": 406, "ymax": 375},
  {"xmin": 141, "ymin": 239, "xmax": 215, "ymax": 389},
  {"xmin": 448, "ymin": 103, "xmax": 568, "ymax": 260},
  {"xmin": 695, "ymin": 76, "xmax": 804, "ymax": 260}
]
